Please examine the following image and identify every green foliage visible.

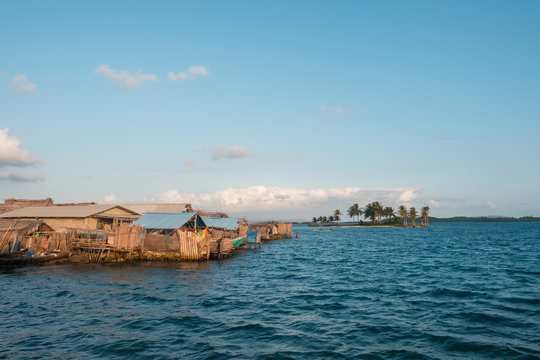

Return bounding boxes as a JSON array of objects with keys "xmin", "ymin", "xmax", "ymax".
[
  {"xmin": 409, "ymin": 207, "xmax": 417, "ymax": 225},
  {"xmin": 348, "ymin": 203, "xmax": 362, "ymax": 222},
  {"xmin": 363, "ymin": 202, "xmax": 377, "ymax": 223},
  {"xmin": 399, "ymin": 205, "xmax": 408, "ymax": 225},
  {"xmin": 421, "ymin": 206, "xmax": 430, "ymax": 225},
  {"xmin": 334, "ymin": 209, "xmax": 341, "ymax": 223}
]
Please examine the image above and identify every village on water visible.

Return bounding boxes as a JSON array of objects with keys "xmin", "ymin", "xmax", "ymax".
[
  {"xmin": 0, "ymin": 198, "xmax": 431, "ymax": 267},
  {"xmin": 0, "ymin": 198, "xmax": 295, "ymax": 267}
]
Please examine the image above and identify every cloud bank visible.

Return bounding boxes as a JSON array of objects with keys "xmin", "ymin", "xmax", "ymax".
[
  {"xmin": 168, "ymin": 65, "xmax": 209, "ymax": 81},
  {"xmin": 153, "ymin": 186, "xmax": 421, "ymax": 218},
  {"xmin": 95, "ymin": 65, "xmax": 157, "ymax": 89},
  {"xmin": 10, "ymin": 74, "xmax": 37, "ymax": 93}
]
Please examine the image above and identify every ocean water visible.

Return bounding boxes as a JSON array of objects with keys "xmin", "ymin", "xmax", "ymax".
[{"xmin": 1, "ymin": 222, "xmax": 539, "ymax": 359}]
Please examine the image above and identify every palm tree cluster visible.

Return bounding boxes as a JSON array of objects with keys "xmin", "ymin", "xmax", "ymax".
[
  {"xmin": 360, "ymin": 201, "xmax": 396, "ymax": 224},
  {"xmin": 399, "ymin": 205, "xmax": 430, "ymax": 226},
  {"xmin": 311, "ymin": 203, "xmax": 431, "ymax": 227},
  {"xmin": 311, "ymin": 209, "xmax": 342, "ymax": 224}
]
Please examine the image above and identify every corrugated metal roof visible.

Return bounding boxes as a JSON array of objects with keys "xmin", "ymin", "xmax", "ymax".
[
  {"xmin": 133, "ymin": 212, "xmax": 206, "ymax": 230},
  {"xmin": 121, "ymin": 204, "xmax": 191, "ymax": 215},
  {"xmin": 0, "ymin": 205, "xmax": 132, "ymax": 219},
  {"xmin": 202, "ymin": 217, "xmax": 239, "ymax": 230}
]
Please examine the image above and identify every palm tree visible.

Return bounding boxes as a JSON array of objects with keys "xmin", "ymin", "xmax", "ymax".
[
  {"xmin": 399, "ymin": 205, "xmax": 408, "ymax": 226},
  {"xmin": 372, "ymin": 201, "xmax": 384, "ymax": 224},
  {"xmin": 312, "ymin": 217, "xmax": 318, "ymax": 224},
  {"xmin": 318, "ymin": 216, "xmax": 324, "ymax": 223},
  {"xmin": 348, "ymin": 203, "xmax": 361, "ymax": 222},
  {"xmin": 322, "ymin": 216, "xmax": 328, "ymax": 223},
  {"xmin": 421, "ymin": 206, "xmax": 430, "ymax": 226},
  {"xmin": 409, "ymin": 207, "xmax": 417, "ymax": 226},
  {"xmin": 347, "ymin": 205, "xmax": 354, "ymax": 220},
  {"xmin": 334, "ymin": 209, "xmax": 341, "ymax": 225},
  {"xmin": 363, "ymin": 203, "xmax": 376, "ymax": 224},
  {"xmin": 356, "ymin": 204, "xmax": 363, "ymax": 222},
  {"xmin": 328, "ymin": 215, "xmax": 334, "ymax": 223},
  {"xmin": 384, "ymin": 206, "xmax": 395, "ymax": 223}
]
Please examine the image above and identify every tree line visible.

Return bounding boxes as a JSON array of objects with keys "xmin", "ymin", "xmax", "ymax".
[{"xmin": 312, "ymin": 202, "xmax": 430, "ymax": 226}]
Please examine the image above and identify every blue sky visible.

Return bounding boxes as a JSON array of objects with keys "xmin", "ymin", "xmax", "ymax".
[{"xmin": 1, "ymin": 0, "xmax": 539, "ymax": 220}]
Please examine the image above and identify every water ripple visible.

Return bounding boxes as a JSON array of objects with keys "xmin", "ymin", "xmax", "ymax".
[{"xmin": 1, "ymin": 222, "xmax": 539, "ymax": 359}]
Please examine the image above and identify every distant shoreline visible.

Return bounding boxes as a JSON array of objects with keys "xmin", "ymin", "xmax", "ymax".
[
  {"xmin": 308, "ymin": 224, "xmax": 427, "ymax": 228},
  {"xmin": 296, "ymin": 216, "xmax": 540, "ymax": 225}
]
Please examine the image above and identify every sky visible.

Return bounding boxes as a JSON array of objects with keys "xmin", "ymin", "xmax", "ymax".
[{"xmin": 1, "ymin": 0, "xmax": 539, "ymax": 220}]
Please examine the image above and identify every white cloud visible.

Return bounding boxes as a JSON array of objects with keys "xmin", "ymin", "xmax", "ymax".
[
  {"xmin": 10, "ymin": 74, "xmax": 37, "ymax": 93},
  {"xmin": 0, "ymin": 128, "xmax": 39, "ymax": 167},
  {"xmin": 399, "ymin": 190, "xmax": 418, "ymax": 202},
  {"xmin": 487, "ymin": 201, "xmax": 496, "ymax": 209},
  {"xmin": 318, "ymin": 104, "xmax": 347, "ymax": 114},
  {"xmin": 94, "ymin": 64, "xmax": 157, "ymax": 89},
  {"xmin": 189, "ymin": 65, "xmax": 209, "ymax": 76},
  {"xmin": 429, "ymin": 199, "xmax": 441, "ymax": 208},
  {"xmin": 103, "ymin": 194, "xmax": 118, "ymax": 203},
  {"xmin": 153, "ymin": 186, "xmax": 421, "ymax": 215},
  {"xmin": 168, "ymin": 65, "xmax": 209, "ymax": 81},
  {"xmin": 0, "ymin": 169, "xmax": 43, "ymax": 182},
  {"xmin": 208, "ymin": 145, "xmax": 253, "ymax": 160}
]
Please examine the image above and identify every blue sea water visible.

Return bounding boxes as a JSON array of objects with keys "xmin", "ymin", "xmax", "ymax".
[{"xmin": 1, "ymin": 222, "xmax": 539, "ymax": 359}]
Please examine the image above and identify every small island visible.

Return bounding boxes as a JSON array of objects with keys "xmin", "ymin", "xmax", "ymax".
[{"xmin": 310, "ymin": 201, "xmax": 430, "ymax": 228}]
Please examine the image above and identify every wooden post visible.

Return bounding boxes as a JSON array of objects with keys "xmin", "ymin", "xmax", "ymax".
[
  {"xmin": 0, "ymin": 223, "xmax": 15, "ymax": 252},
  {"xmin": 177, "ymin": 229, "xmax": 181, "ymax": 255},
  {"xmin": 113, "ymin": 218, "xmax": 118, "ymax": 248}
]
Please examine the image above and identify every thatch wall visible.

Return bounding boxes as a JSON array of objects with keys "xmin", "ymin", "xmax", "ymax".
[
  {"xmin": 113, "ymin": 222, "xmax": 135, "ymax": 249},
  {"xmin": 141, "ymin": 231, "xmax": 205, "ymax": 260},
  {"xmin": 277, "ymin": 223, "xmax": 288, "ymax": 234},
  {"xmin": 143, "ymin": 233, "xmax": 180, "ymax": 252}
]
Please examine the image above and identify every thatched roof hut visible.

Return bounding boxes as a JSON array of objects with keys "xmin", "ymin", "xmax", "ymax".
[{"xmin": 0, "ymin": 220, "xmax": 54, "ymax": 254}]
